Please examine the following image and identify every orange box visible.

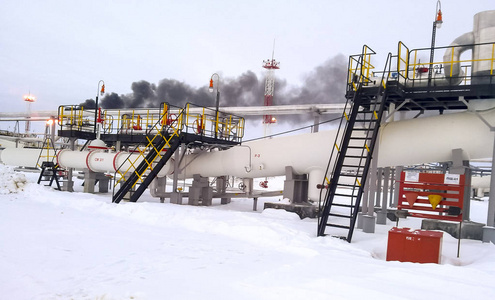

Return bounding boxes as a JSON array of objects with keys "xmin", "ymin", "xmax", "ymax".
[{"xmin": 386, "ymin": 227, "xmax": 443, "ymax": 264}]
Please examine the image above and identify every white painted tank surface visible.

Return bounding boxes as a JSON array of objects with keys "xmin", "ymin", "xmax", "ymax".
[
  {"xmin": 178, "ymin": 109, "xmax": 495, "ymax": 200},
  {"xmin": 0, "ymin": 148, "xmax": 172, "ymax": 177},
  {"xmin": 377, "ymin": 109, "xmax": 495, "ymax": 167},
  {"xmin": 178, "ymin": 130, "xmax": 341, "ymax": 200},
  {"xmin": 472, "ymin": 10, "xmax": 495, "ymax": 77},
  {"xmin": 56, "ymin": 149, "xmax": 173, "ymax": 177},
  {"xmin": 1, "ymin": 108, "xmax": 494, "ymax": 200},
  {"xmin": 0, "ymin": 148, "xmax": 53, "ymax": 168}
]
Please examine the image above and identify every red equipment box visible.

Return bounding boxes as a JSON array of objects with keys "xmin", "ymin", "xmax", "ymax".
[{"xmin": 386, "ymin": 227, "xmax": 443, "ymax": 264}]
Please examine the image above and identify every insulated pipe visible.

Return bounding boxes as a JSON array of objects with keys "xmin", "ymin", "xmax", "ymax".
[
  {"xmin": 178, "ymin": 109, "xmax": 495, "ymax": 201},
  {"xmin": 377, "ymin": 109, "xmax": 495, "ymax": 167},
  {"xmin": 0, "ymin": 148, "xmax": 173, "ymax": 177},
  {"xmin": 443, "ymin": 32, "xmax": 474, "ymax": 82},
  {"xmin": 0, "ymin": 148, "xmax": 53, "ymax": 168},
  {"xmin": 1, "ymin": 110, "xmax": 494, "ymax": 200},
  {"xmin": 472, "ymin": 10, "xmax": 495, "ymax": 81},
  {"xmin": 56, "ymin": 150, "xmax": 173, "ymax": 177}
]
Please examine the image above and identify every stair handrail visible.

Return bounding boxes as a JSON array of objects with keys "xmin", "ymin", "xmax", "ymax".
[
  {"xmin": 318, "ymin": 45, "xmax": 372, "ymax": 213},
  {"xmin": 111, "ymin": 103, "xmax": 184, "ymax": 198},
  {"xmin": 317, "ymin": 50, "xmax": 393, "ymax": 239}
]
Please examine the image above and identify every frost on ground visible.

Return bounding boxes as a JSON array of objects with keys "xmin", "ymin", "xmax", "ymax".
[
  {"xmin": 1, "ymin": 164, "xmax": 495, "ymax": 299},
  {"xmin": 0, "ymin": 165, "xmax": 27, "ymax": 194}
]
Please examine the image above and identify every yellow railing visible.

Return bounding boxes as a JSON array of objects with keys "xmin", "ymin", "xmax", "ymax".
[
  {"xmin": 112, "ymin": 109, "xmax": 163, "ymax": 134},
  {"xmin": 396, "ymin": 41, "xmax": 495, "ymax": 86},
  {"xmin": 114, "ymin": 103, "xmax": 184, "ymax": 188},
  {"xmin": 58, "ymin": 105, "xmax": 95, "ymax": 131},
  {"xmin": 397, "ymin": 42, "xmax": 410, "ymax": 79},
  {"xmin": 183, "ymin": 103, "xmax": 245, "ymax": 142},
  {"xmin": 347, "ymin": 45, "xmax": 376, "ymax": 91}
]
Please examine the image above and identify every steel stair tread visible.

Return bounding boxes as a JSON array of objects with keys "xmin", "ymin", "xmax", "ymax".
[
  {"xmin": 328, "ymin": 213, "xmax": 352, "ymax": 219},
  {"xmin": 325, "ymin": 223, "xmax": 351, "ymax": 229},
  {"xmin": 330, "ymin": 203, "xmax": 356, "ymax": 208}
]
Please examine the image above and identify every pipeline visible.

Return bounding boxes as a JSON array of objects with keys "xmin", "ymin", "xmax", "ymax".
[
  {"xmin": 0, "ymin": 148, "xmax": 173, "ymax": 178},
  {"xmin": 0, "ymin": 109, "xmax": 494, "ymax": 200}
]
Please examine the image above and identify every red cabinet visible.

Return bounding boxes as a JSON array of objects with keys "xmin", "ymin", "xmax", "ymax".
[{"xmin": 386, "ymin": 227, "xmax": 443, "ymax": 264}]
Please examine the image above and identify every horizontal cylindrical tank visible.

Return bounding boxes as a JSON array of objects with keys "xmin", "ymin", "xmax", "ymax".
[
  {"xmin": 0, "ymin": 148, "xmax": 172, "ymax": 177},
  {"xmin": 56, "ymin": 150, "xmax": 173, "ymax": 177},
  {"xmin": 179, "ymin": 109, "xmax": 495, "ymax": 200},
  {"xmin": 0, "ymin": 148, "xmax": 54, "ymax": 168},
  {"xmin": 377, "ymin": 110, "xmax": 494, "ymax": 167},
  {"xmin": 1, "ymin": 109, "xmax": 494, "ymax": 201}
]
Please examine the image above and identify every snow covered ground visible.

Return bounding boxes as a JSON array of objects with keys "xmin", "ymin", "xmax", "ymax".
[{"xmin": 1, "ymin": 165, "xmax": 495, "ymax": 299}]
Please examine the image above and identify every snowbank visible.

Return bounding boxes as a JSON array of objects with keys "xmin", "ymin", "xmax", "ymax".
[
  {"xmin": 1, "ymin": 165, "xmax": 495, "ymax": 299},
  {"xmin": 0, "ymin": 165, "xmax": 27, "ymax": 194}
]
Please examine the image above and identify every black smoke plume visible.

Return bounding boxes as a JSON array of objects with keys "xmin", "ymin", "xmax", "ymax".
[
  {"xmin": 80, "ymin": 54, "xmax": 347, "ymax": 124},
  {"xmin": 80, "ymin": 99, "xmax": 96, "ymax": 109}
]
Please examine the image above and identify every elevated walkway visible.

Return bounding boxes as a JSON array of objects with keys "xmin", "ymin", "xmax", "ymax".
[{"xmin": 110, "ymin": 103, "xmax": 244, "ymax": 204}]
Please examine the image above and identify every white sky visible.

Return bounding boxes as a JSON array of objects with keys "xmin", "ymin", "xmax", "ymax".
[{"xmin": 0, "ymin": 0, "xmax": 493, "ymax": 113}]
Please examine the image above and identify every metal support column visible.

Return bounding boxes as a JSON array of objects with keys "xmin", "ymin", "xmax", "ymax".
[
  {"xmin": 389, "ymin": 168, "xmax": 395, "ymax": 207},
  {"xmin": 357, "ymin": 168, "xmax": 370, "ymax": 229},
  {"xmin": 483, "ymin": 135, "xmax": 495, "ymax": 243},
  {"xmin": 392, "ymin": 166, "xmax": 403, "ymax": 208},
  {"xmin": 170, "ymin": 144, "xmax": 183, "ymax": 204},
  {"xmin": 377, "ymin": 167, "xmax": 390, "ymax": 224},
  {"xmin": 363, "ymin": 147, "xmax": 378, "ymax": 233},
  {"xmin": 375, "ymin": 168, "xmax": 383, "ymax": 207}
]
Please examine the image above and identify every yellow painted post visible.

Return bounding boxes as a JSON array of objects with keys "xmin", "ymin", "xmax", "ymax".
[
  {"xmin": 412, "ymin": 50, "xmax": 418, "ymax": 79},
  {"xmin": 491, "ymin": 43, "xmax": 494, "ymax": 75},
  {"xmin": 398, "ymin": 44, "xmax": 402, "ymax": 74},
  {"xmin": 450, "ymin": 46, "xmax": 455, "ymax": 77}
]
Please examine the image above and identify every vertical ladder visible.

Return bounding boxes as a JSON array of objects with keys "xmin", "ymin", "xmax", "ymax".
[
  {"xmin": 112, "ymin": 105, "xmax": 183, "ymax": 203},
  {"xmin": 317, "ymin": 51, "xmax": 392, "ymax": 242},
  {"xmin": 36, "ymin": 120, "xmax": 65, "ymax": 190}
]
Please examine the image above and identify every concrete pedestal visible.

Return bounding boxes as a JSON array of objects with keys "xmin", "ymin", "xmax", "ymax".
[
  {"xmin": 356, "ymin": 212, "xmax": 364, "ymax": 229},
  {"xmin": 62, "ymin": 180, "xmax": 74, "ymax": 192},
  {"xmin": 170, "ymin": 192, "xmax": 183, "ymax": 204},
  {"xmin": 483, "ymin": 226, "xmax": 495, "ymax": 243},
  {"xmin": 376, "ymin": 211, "xmax": 388, "ymax": 225},
  {"xmin": 422, "ymin": 219, "xmax": 485, "ymax": 240},
  {"xmin": 362, "ymin": 214, "xmax": 376, "ymax": 233}
]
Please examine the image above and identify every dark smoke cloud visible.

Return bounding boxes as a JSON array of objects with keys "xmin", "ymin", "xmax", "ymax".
[
  {"xmin": 81, "ymin": 54, "xmax": 347, "ymax": 124},
  {"xmin": 80, "ymin": 99, "xmax": 96, "ymax": 109}
]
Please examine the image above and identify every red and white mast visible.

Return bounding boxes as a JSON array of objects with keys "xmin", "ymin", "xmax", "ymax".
[{"xmin": 262, "ymin": 44, "xmax": 279, "ymax": 136}]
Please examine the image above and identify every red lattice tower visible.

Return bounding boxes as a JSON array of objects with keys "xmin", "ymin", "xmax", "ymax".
[{"xmin": 262, "ymin": 55, "xmax": 279, "ymax": 124}]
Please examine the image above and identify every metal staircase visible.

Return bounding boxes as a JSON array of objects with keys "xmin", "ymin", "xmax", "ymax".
[
  {"xmin": 112, "ymin": 102, "xmax": 245, "ymax": 204},
  {"xmin": 317, "ymin": 47, "xmax": 393, "ymax": 242},
  {"xmin": 112, "ymin": 104, "xmax": 183, "ymax": 203}
]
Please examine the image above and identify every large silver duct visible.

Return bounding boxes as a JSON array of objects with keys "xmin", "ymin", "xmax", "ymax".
[
  {"xmin": 472, "ymin": 10, "xmax": 495, "ymax": 83},
  {"xmin": 444, "ymin": 10, "xmax": 495, "ymax": 85}
]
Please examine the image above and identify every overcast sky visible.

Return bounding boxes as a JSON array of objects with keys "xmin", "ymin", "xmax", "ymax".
[{"xmin": 0, "ymin": 0, "xmax": 493, "ymax": 114}]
